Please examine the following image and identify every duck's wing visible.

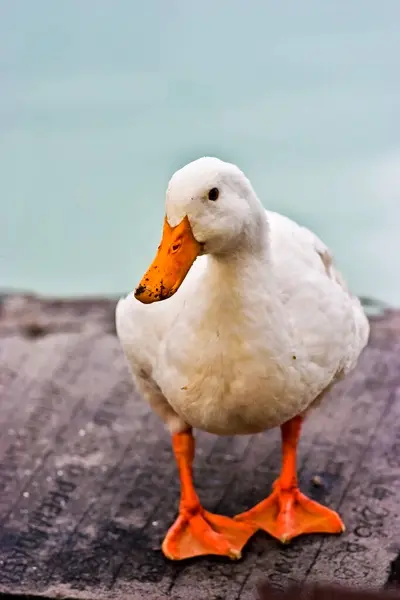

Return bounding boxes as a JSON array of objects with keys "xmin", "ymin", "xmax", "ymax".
[
  {"xmin": 267, "ymin": 209, "xmax": 348, "ymax": 289},
  {"xmin": 267, "ymin": 209, "xmax": 369, "ymax": 378}
]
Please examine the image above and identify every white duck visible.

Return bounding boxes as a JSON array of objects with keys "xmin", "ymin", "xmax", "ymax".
[{"xmin": 116, "ymin": 157, "xmax": 369, "ymax": 561}]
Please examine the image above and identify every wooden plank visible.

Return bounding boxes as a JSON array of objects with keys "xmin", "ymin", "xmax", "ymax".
[{"xmin": 0, "ymin": 295, "xmax": 399, "ymax": 599}]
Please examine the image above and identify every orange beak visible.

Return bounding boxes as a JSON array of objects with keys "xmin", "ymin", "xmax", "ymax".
[{"xmin": 134, "ymin": 216, "xmax": 202, "ymax": 304}]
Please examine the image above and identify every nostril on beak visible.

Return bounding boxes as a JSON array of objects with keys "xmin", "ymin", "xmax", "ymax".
[{"xmin": 171, "ymin": 238, "xmax": 183, "ymax": 253}]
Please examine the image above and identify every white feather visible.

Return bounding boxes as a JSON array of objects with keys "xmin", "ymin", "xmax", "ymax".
[{"xmin": 116, "ymin": 157, "xmax": 369, "ymax": 436}]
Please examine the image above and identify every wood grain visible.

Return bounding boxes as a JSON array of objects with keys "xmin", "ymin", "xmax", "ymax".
[{"xmin": 0, "ymin": 294, "xmax": 399, "ymax": 600}]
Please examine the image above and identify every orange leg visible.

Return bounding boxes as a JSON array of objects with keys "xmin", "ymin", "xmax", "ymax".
[
  {"xmin": 162, "ymin": 430, "xmax": 256, "ymax": 560},
  {"xmin": 235, "ymin": 416, "xmax": 345, "ymax": 543}
]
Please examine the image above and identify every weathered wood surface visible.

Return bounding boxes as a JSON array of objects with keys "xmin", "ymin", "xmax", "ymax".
[{"xmin": 0, "ymin": 294, "xmax": 399, "ymax": 600}]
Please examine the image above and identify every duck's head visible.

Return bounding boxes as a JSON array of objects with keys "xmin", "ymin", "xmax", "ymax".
[{"xmin": 134, "ymin": 156, "xmax": 266, "ymax": 304}]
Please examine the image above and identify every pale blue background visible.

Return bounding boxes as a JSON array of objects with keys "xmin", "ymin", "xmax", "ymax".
[{"xmin": 1, "ymin": 1, "xmax": 399, "ymax": 303}]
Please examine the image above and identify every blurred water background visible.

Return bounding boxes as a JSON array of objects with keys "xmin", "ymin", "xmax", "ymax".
[{"xmin": 1, "ymin": 1, "xmax": 399, "ymax": 304}]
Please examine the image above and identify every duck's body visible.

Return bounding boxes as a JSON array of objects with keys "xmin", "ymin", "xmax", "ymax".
[
  {"xmin": 117, "ymin": 209, "xmax": 368, "ymax": 436},
  {"xmin": 116, "ymin": 157, "xmax": 369, "ymax": 561}
]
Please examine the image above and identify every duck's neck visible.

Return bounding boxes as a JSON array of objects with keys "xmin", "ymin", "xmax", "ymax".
[
  {"xmin": 203, "ymin": 227, "xmax": 277, "ymax": 319},
  {"xmin": 178, "ymin": 222, "xmax": 289, "ymax": 359}
]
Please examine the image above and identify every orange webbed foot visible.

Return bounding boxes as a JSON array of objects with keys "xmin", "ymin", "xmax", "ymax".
[
  {"xmin": 163, "ymin": 430, "xmax": 257, "ymax": 561},
  {"xmin": 235, "ymin": 480, "xmax": 345, "ymax": 543},
  {"xmin": 235, "ymin": 416, "xmax": 345, "ymax": 543},
  {"xmin": 162, "ymin": 507, "xmax": 256, "ymax": 560}
]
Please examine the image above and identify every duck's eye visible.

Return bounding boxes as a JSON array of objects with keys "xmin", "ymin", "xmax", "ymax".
[{"xmin": 208, "ymin": 187, "xmax": 219, "ymax": 201}]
